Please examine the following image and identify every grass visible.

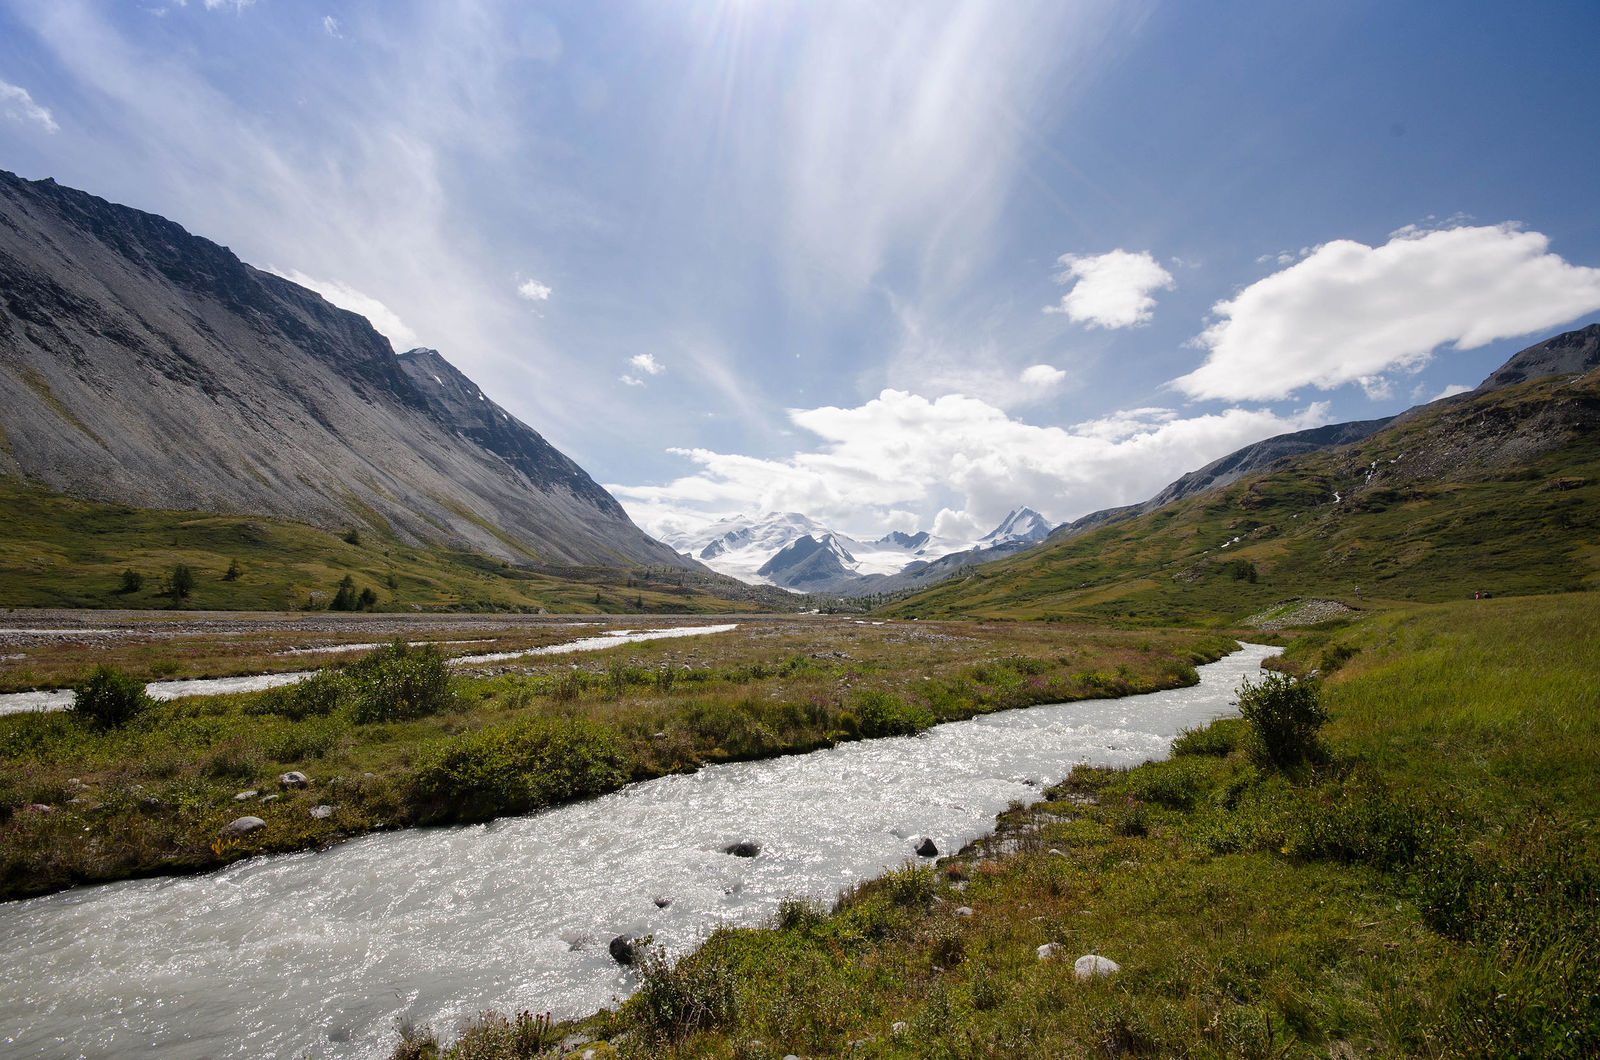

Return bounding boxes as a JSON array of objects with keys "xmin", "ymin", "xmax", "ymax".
[
  {"xmin": 0, "ymin": 475, "xmax": 787, "ymax": 614},
  {"xmin": 0, "ymin": 618, "xmax": 1232, "ymax": 900},
  {"xmin": 402, "ymin": 592, "xmax": 1598, "ymax": 1059},
  {"xmin": 885, "ymin": 373, "xmax": 1600, "ymax": 625}
]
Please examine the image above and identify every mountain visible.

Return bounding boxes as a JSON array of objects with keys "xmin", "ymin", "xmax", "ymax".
[
  {"xmin": 887, "ymin": 324, "xmax": 1600, "ymax": 623},
  {"xmin": 0, "ymin": 170, "xmax": 685, "ymax": 569},
  {"xmin": 979, "ymin": 507, "xmax": 1055, "ymax": 546},
  {"xmin": 755, "ymin": 533, "xmax": 858, "ymax": 588}
]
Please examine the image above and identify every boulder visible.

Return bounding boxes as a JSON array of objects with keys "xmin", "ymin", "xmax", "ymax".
[
  {"xmin": 1037, "ymin": 942, "xmax": 1064, "ymax": 961},
  {"xmin": 914, "ymin": 837, "xmax": 939, "ymax": 857},
  {"xmin": 309, "ymin": 805, "xmax": 334, "ymax": 820},
  {"xmin": 609, "ymin": 935, "xmax": 639, "ymax": 966},
  {"xmin": 1073, "ymin": 954, "xmax": 1121, "ymax": 980},
  {"xmin": 724, "ymin": 840, "xmax": 761, "ymax": 858},
  {"xmin": 234, "ymin": 790, "xmax": 258, "ymax": 801},
  {"xmin": 222, "ymin": 816, "xmax": 266, "ymax": 838},
  {"xmin": 278, "ymin": 771, "xmax": 310, "ymax": 789}
]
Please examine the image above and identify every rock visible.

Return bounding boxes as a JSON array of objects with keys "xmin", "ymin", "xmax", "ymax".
[
  {"xmin": 914, "ymin": 837, "xmax": 939, "ymax": 857},
  {"xmin": 1073, "ymin": 954, "xmax": 1121, "ymax": 980},
  {"xmin": 1048, "ymin": 848, "xmax": 1067, "ymax": 858},
  {"xmin": 309, "ymin": 805, "xmax": 333, "ymax": 819},
  {"xmin": 28, "ymin": 804, "xmax": 52, "ymax": 813},
  {"xmin": 954, "ymin": 906, "xmax": 974, "ymax": 917},
  {"xmin": 137, "ymin": 797, "xmax": 163, "ymax": 814},
  {"xmin": 221, "ymin": 816, "xmax": 266, "ymax": 838},
  {"xmin": 653, "ymin": 896, "xmax": 672, "ymax": 909},
  {"xmin": 234, "ymin": 789, "xmax": 258, "ymax": 801},
  {"xmin": 261, "ymin": 793, "xmax": 280, "ymax": 803},
  {"xmin": 279, "ymin": 771, "xmax": 310, "ymax": 789},
  {"xmin": 724, "ymin": 840, "xmax": 761, "ymax": 858},
  {"xmin": 1037, "ymin": 942, "xmax": 1065, "ymax": 961},
  {"xmin": 609, "ymin": 935, "xmax": 639, "ymax": 966}
]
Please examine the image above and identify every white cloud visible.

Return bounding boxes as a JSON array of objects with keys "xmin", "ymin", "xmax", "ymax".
[
  {"xmin": 517, "ymin": 278, "xmax": 552, "ymax": 301},
  {"xmin": 0, "ymin": 80, "xmax": 59, "ymax": 133},
  {"xmin": 1173, "ymin": 224, "xmax": 1600, "ymax": 401},
  {"xmin": 628, "ymin": 353, "xmax": 665, "ymax": 376},
  {"xmin": 620, "ymin": 375, "xmax": 645, "ymax": 387},
  {"xmin": 1045, "ymin": 249, "xmax": 1174, "ymax": 329},
  {"xmin": 322, "ymin": 16, "xmax": 341, "ymax": 38},
  {"xmin": 612, "ymin": 388, "xmax": 1327, "ymax": 542},
  {"xmin": 1018, "ymin": 364, "xmax": 1066, "ymax": 389},
  {"xmin": 203, "ymin": 0, "xmax": 255, "ymax": 11},
  {"xmin": 266, "ymin": 268, "xmax": 419, "ymax": 350},
  {"xmin": 1428, "ymin": 383, "xmax": 1471, "ymax": 402}
]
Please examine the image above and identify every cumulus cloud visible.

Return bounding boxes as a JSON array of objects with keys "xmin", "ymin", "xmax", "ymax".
[
  {"xmin": 1045, "ymin": 249, "xmax": 1174, "ymax": 328},
  {"xmin": 0, "ymin": 80, "xmax": 59, "ymax": 133},
  {"xmin": 629, "ymin": 353, "xmax": 665, "ymax": 376},
  {"xmin": 612, "ymin": 389, "xmax": 1327, "ymax": 542},
  {"xmin": 266, "ymin": 268, "xmax": 419, "ymax": 350},
  {"xmin": 1019, "ymin": 364, "xmax": 1066, "ymax": 389},
  {"xmin": 517, "ymin": 278, "xmax": 552, "ymax": 301},
  {"xmin": 1173, "ymin": 224, "xmax": 1600, "ymax": 401}
]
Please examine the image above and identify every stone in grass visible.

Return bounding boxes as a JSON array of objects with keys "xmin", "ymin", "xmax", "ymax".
[
  {"xmin": 954, "ymin": 906, "xmax": 974, "ymax": 917},
  {"xmin": 222, "ymin": 816, "xmax": 266, "ymax": 838},
  {"xmin": 279, "ymin": 771, "xmax": 310, "ymax": 789},
  {"xmin": 914, "ymin": 837, "xmax": 939, "ymax": 857},
  {"xmin": 1073, "ymin": 953, "xmax": 1121, "ymax": 980},
  {"xmin": 234, "ymin": 790, "xmax": 258, "ymax": 801},
  {"xmin": 309, "ymin": 805, "xmax": 334, "ymax": 820},
  {"xmin": 1037, "ymin": 942, "xmax": 1065, "ymax": 961},
  {"xmin": 724, "ymin": 840, "xmax": 761, "ymax": 858}
]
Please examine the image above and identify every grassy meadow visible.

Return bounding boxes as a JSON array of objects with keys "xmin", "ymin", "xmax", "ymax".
[
  {"xmin": 400, "ymin": 592, "xmax": 1597, "ymax": 1059},
  {"xmin": 0, "ymin": 617, "xmax": 1232, "ymax": 900}
]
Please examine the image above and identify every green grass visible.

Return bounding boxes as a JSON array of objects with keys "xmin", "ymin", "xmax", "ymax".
[
  {"xmin": 0, "ymin": 619, "xmax": 1231, "ymax": 900},
  {"xmin": 886, "ymin": 374, "xmax": 1600, "ymax": 625},
  {"xmin": 0, "ymin": 475, "xmax": 780, "ymax": 614},
  {"xmin": 402, "ymin": 592, "xmax": 1599, "ymax": 1059}
]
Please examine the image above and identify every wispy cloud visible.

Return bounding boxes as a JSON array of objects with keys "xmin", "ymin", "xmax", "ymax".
[
  {"xmin": 203, "ymin": 0, "xmax": 255, "ymax": 11},
  {"xmin": 0, "ymin": 79, "xmax": 59, "ymax": 132},
  {"xmin": 1046, "ymin": 249, "xmax": 1174, "ymax": 328},
  {"xmin": 322, "ymin": 15, "xmax": 341, "ymax": 38},
  {"xmin": 266, "ymin": 267, "xmax": 418, "ymax": 350},
  {"xmin": 1172, "ymin": 223, "xmax": 1600, "ymax": 401}
]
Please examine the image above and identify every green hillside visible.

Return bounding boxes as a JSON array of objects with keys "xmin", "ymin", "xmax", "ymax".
[
  {"xmin": 0, "ymin": 477, "xmax": 781, "ymax": 614},
  {"xmin": 887, "ymin": 372, "xmax": 1600, "ymax": 625}
]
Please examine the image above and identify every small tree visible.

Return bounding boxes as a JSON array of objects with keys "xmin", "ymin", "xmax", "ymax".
[
  {"xmin": 330, "ymin": 574, "xmax": 358, "ymax": 611},
  {"xmin": 343, "ymin": 528, "xmax": 362, "ymax": 546},
  {"xmin": 72, "ymin": 666, "xmax": 152, "ymax": 728},
  {"xmin": 1237, "ymin": 672, "xmax": 1327, "ymax": 769},
  {"xmin": 356, "ymin": 587, "xmax": 378, "ymax": 611},
  {"xmin": 222, "ymin": 559, "xmax": 242, "ymax": 582},
  {"xmin": 168, "ymin": 564, "xmax": 196, "ymax": 601},
  {"xmin": 118, "ymin": 568, "xmax": 144, "ymax": 594}
]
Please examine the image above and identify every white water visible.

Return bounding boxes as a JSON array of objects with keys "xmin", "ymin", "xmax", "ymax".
[
  {"xmin": 0, "ymin": 644, "xmax": 1274, "ymax": 1059},
  {"xmin": 0, "ymin": 625, "xmax": 740, "ymax": 716}
]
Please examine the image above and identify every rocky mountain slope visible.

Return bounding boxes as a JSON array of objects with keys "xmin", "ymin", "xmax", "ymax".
[
  {"xmin": 0, "ymin": 170, "xmax": 684, "ymax": 569},
  {"xmin": 888, "ymin": 324, "xmax": 1600, "ymax": 622}
]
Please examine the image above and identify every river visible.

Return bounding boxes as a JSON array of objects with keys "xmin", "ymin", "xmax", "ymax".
[{"xmin": 0, "ymin": 643, "xmax": 1274, "ymax": 1058}]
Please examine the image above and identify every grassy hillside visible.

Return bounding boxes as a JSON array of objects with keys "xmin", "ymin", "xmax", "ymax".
[
  {"xmin": 886, "ymin": 373, "xmax": 1600, "ymax": 625},
  {"xmin": 0, "ymin": 476, "xmax": 782, "ymax": 614},
  {"xmin": 429, "ymin": 593, "xmax": 1595, "ymax": 1060}
]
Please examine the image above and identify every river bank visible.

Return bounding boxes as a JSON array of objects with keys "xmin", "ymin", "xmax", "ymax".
[{"xmin": 0, "ymin": 618, "xmax": 1237, "ymax": 901}]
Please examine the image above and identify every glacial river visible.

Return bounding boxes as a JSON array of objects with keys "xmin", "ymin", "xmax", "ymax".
[{"xmin": 0, "ymin": 643, "xmax": 1274, "ymax": 1059}]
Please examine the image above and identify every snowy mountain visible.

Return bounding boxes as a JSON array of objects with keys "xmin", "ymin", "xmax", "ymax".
[{"xmin": 659, "ymin": 508, "xmax": 1054, "ymax": 594}]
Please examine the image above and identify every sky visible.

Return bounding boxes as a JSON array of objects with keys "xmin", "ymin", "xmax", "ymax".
[{"xmin": 3, "ymin": 0, "xmax": 1599, "ymax": 545}]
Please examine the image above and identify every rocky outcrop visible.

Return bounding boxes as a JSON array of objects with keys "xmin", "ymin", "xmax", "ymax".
[{"xmin": 0, "ymin": 170, "xmax": 690, "ymax": 569}]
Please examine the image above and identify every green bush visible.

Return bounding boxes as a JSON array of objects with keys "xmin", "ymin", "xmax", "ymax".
[
  {"xmin": 346, "ymin": 641, "xmax": 458, "ymax": 723},
  {"xmin": 411, "ymin": 716, "xmax": 626, "ymax": 821},
  {"xmin": 1236, "ymin": 672, "xmax": 1327, "ymax": 768},
  {"xmin": 626, "ymin": 945, "xmax": 738, "ymax": 1044},
  {"xmin": 1170, "ymin": 717, "xmax": 1249, "ymax": 757},
  {"xmin": 71, "ymin": 666, "xmax": 152, "ymax": 728},
  {"xmin": 853, "ymin": 690, "xmax": 933, "ymax": 737},
  {"xmin": 252, "ymin": 669, "xmax": 353, "ymax": 720}
]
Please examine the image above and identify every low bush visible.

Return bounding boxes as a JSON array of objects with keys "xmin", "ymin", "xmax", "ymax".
[
  {"xmin": 852, "ymin": 689, "xmax": 933, "ymax": 737},
  {"xmin": 1170, "ymin": 717, "xmax": 1249, "ymax": 757},
  {"xmin": 625, "ymin": 945, "xmax": 738, "ymax": 1044},
  {"xmin": 345, "ymin": 641, "xmax": 458, "ymax": 723},
  {"xmin": 411, "ymin": 716, "xmax": 626, "ymax": 821},
  {"xmin": 1236, "ymin": 672, "xmax": 1327, "ymax": 768},
  {"xmin": 71, "ymin": 666, "xmax": 152, "ymax": 728}
]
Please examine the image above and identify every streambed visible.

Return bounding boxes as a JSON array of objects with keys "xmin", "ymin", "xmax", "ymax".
[{"xmin": 0, "ymin": 643, "xmax": 1274, "ymax": 1059}]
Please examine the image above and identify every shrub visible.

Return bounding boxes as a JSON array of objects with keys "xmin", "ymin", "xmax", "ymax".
[
  {"xmin": 1236, "ymin": 672, "xmax": 1327, "ymax": 768},
  {"xmin": 167, "ymin": 563, "xmax": 196, "ymax": 601},
  {"xmin": 626, "ymin": 946, "xmax": 738, "ymax": 1043},
  {"xmin": 411, "ymin": 716, "xmax": 626, "ymax": 821},
  {"xmin": 346, "ymin": 641, "xmax": 458, "ymax": 723},
  {"xmin": 117, "ymin": 568, "xmax": 143, "ymax": 594},
  {"xmin": 222, "ymin": 559, "xmax": 241, "ymax": 582},
  {"xmin": 1170, "ymin": 717, "xmax": 1249, "ymax": 757},
  {"xmin": 71, "ymin": 666, "xmax": 152, "ymax": 728},
  {"xmin": 253, "ymin": 669, "xmax": 354, "ymax": 720},
  {"xmin": 852, "ymin": 690, "xmax": 933, "ymax": 737}
]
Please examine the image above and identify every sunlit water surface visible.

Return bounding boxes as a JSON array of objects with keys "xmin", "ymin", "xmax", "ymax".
[{"xmin": 1, "ymin": 643, "xmax": 1274, "ymax": 1058}]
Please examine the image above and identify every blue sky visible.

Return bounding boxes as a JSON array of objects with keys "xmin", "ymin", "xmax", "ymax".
[{"xmin": 3, "ymin": 0, "xmax": 1598, "ymax": 543}]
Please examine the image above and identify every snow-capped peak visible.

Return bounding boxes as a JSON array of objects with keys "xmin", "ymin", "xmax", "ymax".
[{"xmin": 979, "ymin": 507, "xmax": 1054, "ymax": 546}]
